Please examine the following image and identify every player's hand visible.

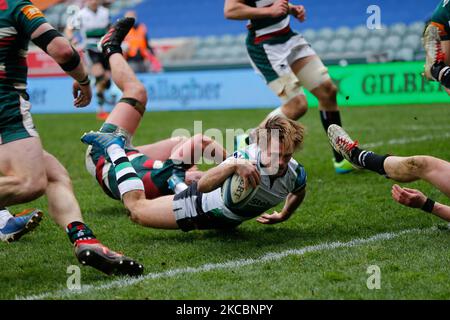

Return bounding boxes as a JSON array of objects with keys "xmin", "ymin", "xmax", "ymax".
[
  {"xmin": 73, "ymin": 80, "xmax": 92, "ymax": 108},
  {"xmin": 256, "ymin": 211, "xmax": 286, "ymax": 225},
  {"xmin": 269, "ymin": 0, "xmax": 289, "ymax": 18},
  {"xmin": 290, "ymin": 5, "xmax": 306, "ymax": 22},
  {"xmin": 391, "ymin": 184, "xmax": 427, "ymax": 209},
  {"xmin": 235, "ymin": 159, "xmax": 261, "ymax": 189}
]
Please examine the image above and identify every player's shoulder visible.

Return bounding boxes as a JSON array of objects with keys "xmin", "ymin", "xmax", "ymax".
[
  {"xmin": 287, "ymin": 158, "xmax": 307, "ymax": 191},
  {"xmin": 433, "ymin": 0, "xmax": 450, "ymax": 20},
  {"xmin": 98, "ymin": 6, "xmax": 109, "ymax": 14},
  {"xmin": 78, "ymin": 6, "xmax": 90, "ymax": 15}
]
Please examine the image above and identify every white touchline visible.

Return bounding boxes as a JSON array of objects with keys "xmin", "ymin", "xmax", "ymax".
[
  {"xmin": 17, "ymin": 227, "xmax": 436, "ymax": 300},
  {"xmin": 362, "ymin": 132, "xmax": 450, "ymax": 149}
]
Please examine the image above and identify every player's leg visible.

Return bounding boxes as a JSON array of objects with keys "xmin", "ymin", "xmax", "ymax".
[
  {"xmin": 123, "ymin": 192, "xmax": 178, "ymax": 229},
  {"xmin": 328, "ymin": 125, "xmax": 450, "ymax": 197},
  {"xmin": 246, "ymin": 33, "xmax": 308, "ymax": 121},
  {"xmin": 137, "ymin": 134, "xmax": 228, "ymax": 164},
  {"xmin": 239, "ymin": 36, "xmax": 307, "ymax": 150},
  {"xmin": 136, "ymin": 137, "xmax": 188, "ymax": 160},
  {"xmin": 81, "ymin": 131, "xmax": 179, "ymax": 228},
  {"xmin": 0, "ymin": 137, "xmax": 47, "ymax": 207},
  {"xmin": 98, "ymin": 18, "xmax": 147, "ymax": 136},
  {"xmin": 384, "ymin": 156, "xmax": 450, "ymax": 197},
  {"xmin": 291, "ymin": 54, "xmax": 351, "ymax": 173},
  {"xmin": 88, "ymin": 50, "xmax": 109, "ymax": 120},
  {"xmin": 43, "ymin": 151, "xmax": 143, "ymax": 276}
]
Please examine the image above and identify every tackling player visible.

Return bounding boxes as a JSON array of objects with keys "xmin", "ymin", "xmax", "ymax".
[
  {"xmin": 328, "ymin": 125, "xmax": 450, "ymax": 222},
  {"xmin": 83, "ymin": 18, "xmax": 229, "ymax": 203},
  {"xmin": 224, "ymin": 0, "xmax": 354, "ymax": 174},
  {"xmin": 0, "ymin": 0, "xmax": 142, "ymax": 276}
]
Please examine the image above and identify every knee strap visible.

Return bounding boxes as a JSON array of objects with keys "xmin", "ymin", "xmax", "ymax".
[
  {"xmin": 296, "ymin": 57, "xmax": 331, "ymax": 91},
  {"xmin": 119, "ymin": 97, "xmax": 146, "ymax": 115}
]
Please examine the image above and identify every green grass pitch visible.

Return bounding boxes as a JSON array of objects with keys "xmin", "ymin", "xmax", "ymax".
[{"xmin": 1, "ymin": 104, "xmax": 450, "ymax": 300}]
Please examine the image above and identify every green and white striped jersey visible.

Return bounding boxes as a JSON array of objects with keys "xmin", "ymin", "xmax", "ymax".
[
  {"xmin": 245, "ymin": 0, "xmax": 291, "ymax": 37},
  {"xmin": 76, "ymin": 5, "xmax": 110, "ymax": 51},
  {"xmin": 0, "ymin": 0, "xmax": 46, "ymax": 100}
]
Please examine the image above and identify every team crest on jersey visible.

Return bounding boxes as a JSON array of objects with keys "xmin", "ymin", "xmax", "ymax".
[{"xmin": 21, "ymin": 5, "xmax": 44, "ymax": 20}]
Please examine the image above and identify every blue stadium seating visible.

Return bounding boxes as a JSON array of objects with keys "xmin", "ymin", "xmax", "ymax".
[{"xmin": 124, "ymin": 0, "xmax": 438, "ymax": 39}]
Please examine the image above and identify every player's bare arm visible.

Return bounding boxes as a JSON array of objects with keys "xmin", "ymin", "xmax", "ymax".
[
  {"xmin": 197, "ymin": 159, "xmax": 260, "ymax": 193},
  {"xmin": 256, "ymin": 188, "xmax": 306, "ymax": 224},
  {"xmin": 391, "ymin": 185, "xmax": 450, "ymax": 222},
  {"xmin": 31, "ymin": 23, "xmax": 92, "ymax": 108},
  {"xmin": 224, "ymin": 0, "xmax": 289, "ymax": 20}
]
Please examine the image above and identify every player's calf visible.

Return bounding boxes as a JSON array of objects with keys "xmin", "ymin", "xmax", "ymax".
[
  {"xmin": 313, "ymin": 80, "xmax": 338, "ymax": 109},
  {"xmin": 277, "ymin": 95, "xmax": 308, "ymax": 120}
]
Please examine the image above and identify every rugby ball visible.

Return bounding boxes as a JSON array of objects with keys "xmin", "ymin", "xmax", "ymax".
[{"xmin": 222, "ymin": 173, "xmax": 259, "ymax": 210}]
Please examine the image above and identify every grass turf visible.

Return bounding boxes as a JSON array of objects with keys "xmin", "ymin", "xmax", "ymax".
[{"xmin": 1, "ymin": 104, "xmax": 449, "ymax": 300}]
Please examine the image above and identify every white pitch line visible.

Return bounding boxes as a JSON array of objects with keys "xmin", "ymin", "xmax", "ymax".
[
  {"xmin": 362, "ymin": 132, "xmax": 450, "ymax": 149},
  {"xmin": 18, "ymin": 227, "xmax": 435, "ymax": 300}
]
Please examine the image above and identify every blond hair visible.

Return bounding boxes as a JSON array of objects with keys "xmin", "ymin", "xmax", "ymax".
[{"xmin": 256, "ymin": 116, "xmax": 305, "ymax": 152}]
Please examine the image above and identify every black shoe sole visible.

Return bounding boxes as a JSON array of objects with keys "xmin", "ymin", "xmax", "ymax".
[
  {"xmin": 7, "ymin": 210, "xmax": 43, "ymax": 243},
  {"xmin": 77, "ymin": 249, "xmax": 144, "ymax": 277}
]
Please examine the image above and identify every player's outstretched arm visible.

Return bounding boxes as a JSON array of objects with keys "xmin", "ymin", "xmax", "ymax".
[
  {"xmin": 391, "ymin": 185, "xmax": 450, "ymax": 222},
  {"xmin": 31, "ymin": 23, "xmax": 92, "ymax": 108},
  {"xmin": 257, "ymin": 188, "xmax": 306, "ymax": 225},
  {"xmin": 224, "ymin": 0, "xmax": 289, "ymax": 20}
]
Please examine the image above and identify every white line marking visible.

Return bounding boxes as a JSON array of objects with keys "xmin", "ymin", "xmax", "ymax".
[
  {"xmin": 362, "ymin": 132, "xmax": 450, "ymax": 149},
  {"xmin": 17, "ymin": 227, "xmax": 436, "ymax": 300}
]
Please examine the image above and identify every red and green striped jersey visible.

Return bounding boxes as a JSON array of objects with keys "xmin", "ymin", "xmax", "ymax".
[
  {"xmin": 245, "ymin": 0, "xmax": 290, "ymax": 37},
  {"xmin": 0, "ymin": 0, "xmax": 47, "ymax": 96}
]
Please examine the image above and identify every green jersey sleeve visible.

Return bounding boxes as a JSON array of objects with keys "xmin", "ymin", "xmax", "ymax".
[
  {"xmin": 11, "ymin": 0, "xmax": 47, "ymax": 37},
  {"xmin": 431, "ymin": 0, "xmax": 450, "ymax": 41}
]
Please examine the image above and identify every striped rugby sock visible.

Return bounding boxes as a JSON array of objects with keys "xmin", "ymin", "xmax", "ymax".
[{"xmin": 106, "ymin": 144, "xmax": 144, "ymax": 198}]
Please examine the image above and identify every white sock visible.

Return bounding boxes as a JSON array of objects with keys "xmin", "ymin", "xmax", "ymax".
[
  {"xmin": 0, "ymin": 209, "xmax": 13, "ymax": 229},
  {"xmin": 107, "ymin": 144, "xmax": 127, "ymax": 163},
  {"xmin": 106, "ymin": 144, "xmax": 145, "ymax": 198}
]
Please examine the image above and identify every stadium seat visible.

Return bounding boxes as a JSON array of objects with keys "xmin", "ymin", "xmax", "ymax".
[
  {"xmin": 311, "ymin": 40, "xmax": 328, "ymax": 55},
  {"xmin": 346, "ymin": 38, "xmax": 364, "ymax": 53},
  {"xmin": 402, "ymin": 34, "xmax": 421, "ymax": 51},
  {"xmin": 395, "ymin": 48, "xmax": 415, "ymax": 61},
  {"xmin": 363, "ymin": 37, "xmax": 382, "ymax": 53},
  {"xmin": 328, "ymin": 39, "xmax": 346, "ymax": 53},
  {"xmin": 302, "ymin": 29, "xmax": 316, "ymax": 42},
  {"xmin": 203, "ymin": 36, "xmax": 221, "ymax": 48},
  {"xmin": 317, "ymin": 28, "xmax": 334, "ymax": 41},
  {"xmin": 220, "ymin": 34, "xmax": 235, "ymax": 47},
  {"xmin": 383, "ymin": 35, "xmax": 402, "ymax": 51},
  {"xmin": 389, "ymin": 23, "xmax": 407, "ymax": 37},
  {"xmin": 369, "ymin": 26, "xmax": 389, "ymax": 39},
  {"xmin": 335, "ymin": 27, "xmax": 352, "ymax": 40},
  {"xmin": 352, "ymin": 25, "xmax": 370, "ymax": 39},
  {"xmin": 408, "ymin": 21, "xmax": 426, "ymax": 36}
]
